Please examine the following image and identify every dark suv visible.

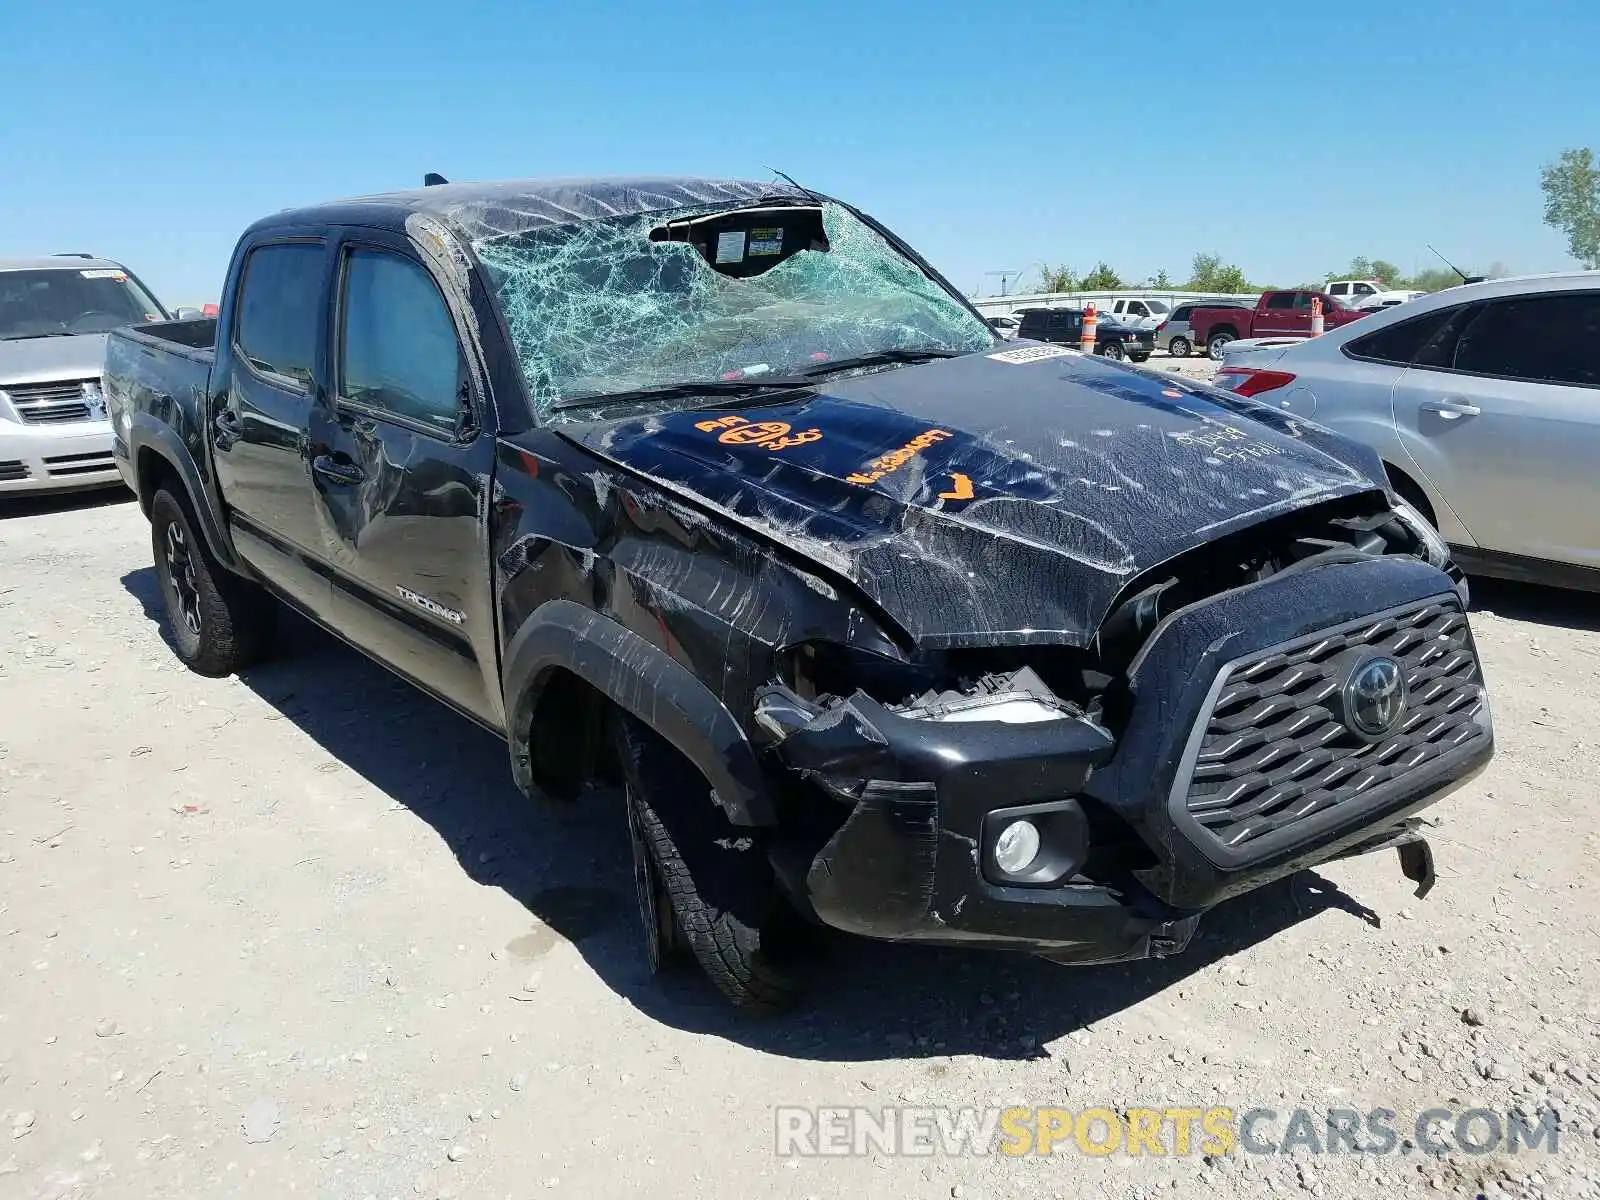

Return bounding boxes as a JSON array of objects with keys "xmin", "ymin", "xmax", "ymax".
[{"xmin": 1015, "ymin": 307, "xmax": 1154, "ymax": 362}]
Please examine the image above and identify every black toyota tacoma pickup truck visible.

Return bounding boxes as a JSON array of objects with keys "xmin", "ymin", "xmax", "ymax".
[{"xmin": 106, "ymin": 176, "xmax": 1493, "ymax": 1011}]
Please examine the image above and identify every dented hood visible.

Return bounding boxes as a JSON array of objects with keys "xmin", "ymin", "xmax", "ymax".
[{"xmin": 565, "ymin": 346, "xmax": 1385, "ymax": 648}]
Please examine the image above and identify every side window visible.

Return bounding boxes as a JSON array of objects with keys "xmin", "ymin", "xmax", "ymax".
[
  {"xmin": 1451, "ymin": 293, "xmax": 1600, "ymax": 387},
  {"xmin": 1018, "ymin": 312, "xmax": 1047, "ymax": 338},
  {"xmin": 1294, "ymin": 292, "xmax": 1315, "ymax": 310},
  {"xmin": 1345, "ymin": 306, "xmax": 1462, "ymax": 366},
  {"xmin": 1172, "ymin": 304, "xmax": 1193, "ymax": 321},
  {"xmin": 1265, "ymin": 293, "xmax": 1297, "ymax": 310},
  {"xmin": 1329, "ymin": 283, "xmax": 1348, "ymax": 297},
  {"xmin": 339, "ymin": 249, "xmax": 464, "ymax": 434},
  {"xmin": 235, "ymin": 242, "xmax": 324, "ymax": 388},
  {"xmin": 1353, "ymin": 282, "xmax": 1377, "ymax": 297},
  {"xmin": 1128, "ymin": 301, "xmax": 1148, "ymax": 317}
]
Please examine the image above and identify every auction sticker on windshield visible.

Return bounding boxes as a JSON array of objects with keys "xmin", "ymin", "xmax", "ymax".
[{"xmin": 988, "ymin": 344, "xmax": 1080, "ymax": 364}]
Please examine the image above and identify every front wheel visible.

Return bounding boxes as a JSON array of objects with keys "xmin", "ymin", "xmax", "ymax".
[
  {"xmin": 1099, "ymin": 341, "xmax": 1125, "ymax": 361},
  {"xmin": 150, "ymin": 488, "xmax": 274, "ymax": 676},
  {"xmin": 1168, "ymin": 336, "xmax": 1192, "ymax": 358},
  {"xmin": 1207, "ymin": 332, "xmax": 1235, "ymax": 360},
  {"xmin": 615, "ymin": 716, "xmax": 804, "ymax": 1013}
]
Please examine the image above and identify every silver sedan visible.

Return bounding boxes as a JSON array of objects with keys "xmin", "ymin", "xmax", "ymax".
[{"xmin": 1214, "ymin": 272, "xmax": 1600, "ymax": 590}]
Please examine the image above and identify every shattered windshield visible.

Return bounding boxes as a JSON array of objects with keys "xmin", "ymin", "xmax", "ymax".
[{"xmin": 472, "ymin": 200, "xmax": 994, "ymax": 420}]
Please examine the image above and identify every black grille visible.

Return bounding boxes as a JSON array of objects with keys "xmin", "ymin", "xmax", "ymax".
[
  {"xmin": 1182, "ymin": 600, "xmax": 1484, "ymax": 851},
  {"xmin": 44, "ymin": 452, "xmax": 116, "ymax": 478},
  {"xmin": 0, "ymin": 460, "xmax": 28, "ymax": 482},
  {"xmin": 8, "ymin": 379, "xmax": 96, "ymax": 424}
]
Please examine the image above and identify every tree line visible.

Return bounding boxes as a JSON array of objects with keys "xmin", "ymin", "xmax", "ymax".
[
  {"xmin": 1021, "ymin": 147, "xmax": 1599, "ymax": 300},
  {"xmin": 1031, "ymin": 253, "xmax": 1482, "ymax": 298}
]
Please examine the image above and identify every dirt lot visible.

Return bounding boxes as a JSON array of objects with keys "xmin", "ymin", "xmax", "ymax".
[{"xmin": 3, "ymin": 441, "xmax": 1599, "ymax": 1198}]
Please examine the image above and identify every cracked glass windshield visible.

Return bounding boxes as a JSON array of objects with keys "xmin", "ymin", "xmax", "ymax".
[{"xmin": 472, "ymin": 200, "xmax": 995, "ymax": 420}]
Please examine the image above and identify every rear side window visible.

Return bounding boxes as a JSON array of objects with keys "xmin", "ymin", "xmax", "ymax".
[
  {"xmin": 1017, "ymin": 311, "xmax": 1049, "ymax": 337},
  {"xmin": 1450, "ymin": 292, "xmax": 1600, "ymax": 387},
  {"xmin": 1344, "ymin": 306, "xmax": 1462, "ymax": 366},
  {"xmin": 1171, "ymin": 304, "xmax": 1194, "ymax": 321},
  {"xmin": 1329, "ymin": 283, "xmax": 1349, "ymax": 296},
  {"xmin": 234, "ymin": 242, "xmax": 324, "ymax": 388},
  {"xmin": 1265, "ymin": 293, "xmax": 1298, "ymax": 310},
  {"xmin": 338, "ymin": 249, "xmax": 463, "ymax": 433}
]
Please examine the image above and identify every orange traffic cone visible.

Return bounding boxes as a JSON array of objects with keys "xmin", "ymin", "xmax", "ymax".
[{"xmin": 1080, "ymin": 303, "xmax": 1099, "ymax": 354}]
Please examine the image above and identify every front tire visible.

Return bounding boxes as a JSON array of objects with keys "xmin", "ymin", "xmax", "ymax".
[
  {"xmin": 616, "ymin": 716, "xmax": 803, "ymax": 1013},
  {"xmin": 150, "ymin": 488, "xmax": 273, "ymax": 676},
  {"xmin": 1169, "ymin": 336, "xmax": 1192, "ymax": 358},
  {"xmin": 1100, "ymin": 341, "xmax": 1125, "ymax": 361}
]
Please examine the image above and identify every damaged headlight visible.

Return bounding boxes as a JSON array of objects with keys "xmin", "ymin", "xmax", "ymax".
[
  {"xmin": 911, "ymin": 695, "xmax": 1070, "ymax": 725},
  {"xmin": 1390, "ymin": 498, "xmax": 1450, "ymax": 569},
  {"xmin": 893, "ymin": 666, "xmax": 1076, "ymax": 727}
]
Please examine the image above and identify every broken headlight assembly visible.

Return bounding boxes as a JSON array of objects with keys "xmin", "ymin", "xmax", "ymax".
[{"xmin": 1389, "ymin": 497, "xmax": 1450, "ymax": 569}]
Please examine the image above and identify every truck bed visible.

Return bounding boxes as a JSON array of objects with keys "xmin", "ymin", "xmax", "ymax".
[
  {"xmin": 104, "ymin": 319, "xmax": 217, "ymax": 451},
  {"xmin": 123, "ymin": 316, "xmax": 217, "ymax": 359}
]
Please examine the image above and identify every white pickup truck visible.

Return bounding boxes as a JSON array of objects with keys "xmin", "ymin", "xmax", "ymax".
[{"xmin": 1326, "ymin": 280, "xmax": 1426, "ymax": 312}]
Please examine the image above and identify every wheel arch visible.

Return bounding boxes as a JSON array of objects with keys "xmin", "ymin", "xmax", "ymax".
[
  {"xmin": 130, "ymin": 416, "xmax": 238, "ymax": 571},
  {"xmin": 501, "ymin": 599, "xmax": 775, "ymax": 826}
]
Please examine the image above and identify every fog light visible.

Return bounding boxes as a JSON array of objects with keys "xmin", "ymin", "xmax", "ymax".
[{"xmin": 993, "ymin": 819, "xmax": 1041, "ymax": 875}]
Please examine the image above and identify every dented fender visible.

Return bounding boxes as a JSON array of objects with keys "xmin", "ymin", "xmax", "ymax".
[{"xmin": 502, "ymin": 599, "xmax": 774, "ymax": 824}]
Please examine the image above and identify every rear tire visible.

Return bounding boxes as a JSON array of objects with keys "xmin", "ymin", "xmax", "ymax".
[
  {"xmin": 150, "ymin": 488, "xmax": 274, "ymax": 677},
  {"xmin": 1207, "ymin": 332, "xmax": 1235, "ymax": 360},
  {"xmin": 615, "ymin": 717, "xmax": 804, "ymax": 1013},
  {"xmin": 1169, "ymin": 336, "xmax": 1192, "ymax": 358}
]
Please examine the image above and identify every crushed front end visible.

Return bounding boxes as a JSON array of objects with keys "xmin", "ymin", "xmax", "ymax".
[{"xmin": 753, "ymin": 502, "xmax": 1494, "ymax": 967}]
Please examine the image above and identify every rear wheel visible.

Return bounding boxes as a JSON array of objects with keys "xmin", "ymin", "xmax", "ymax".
[
  {"xmin": 615, "ymin": 716, "xmax": 804, "ymax": 1012},
  {"xmin": 150, "ymin": 488, "xmax": 274, "ymax": 676},
  {"xmin": 1100, "ymin": 341, "xmax": 1125, "ymax": 361},
  {"xmin": 1207, "ymin": 332, "xmax": 1235, "ymax": 360},
  {"xmin": 1169, "ymin": 336, "xmax": 1192, "ymax": 358}
]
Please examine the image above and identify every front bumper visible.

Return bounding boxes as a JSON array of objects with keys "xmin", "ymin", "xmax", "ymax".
[
  {"xmin": 761, "ymin": 556, "xmax": 1493, "ymax": 965},
  {"xmin": 0, "ymin": 419, "xmax": 122, "ymax": 494}
]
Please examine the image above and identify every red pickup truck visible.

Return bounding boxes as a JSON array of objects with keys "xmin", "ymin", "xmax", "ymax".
[{"xmin": 1190, "ymin": 290, "xmax": 1366, "ymax": 360}]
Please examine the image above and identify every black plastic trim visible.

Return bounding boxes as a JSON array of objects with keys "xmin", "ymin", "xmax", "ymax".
[{"xmin": 501, "ymin": 599, "xmax": 774, "ymax": 825}]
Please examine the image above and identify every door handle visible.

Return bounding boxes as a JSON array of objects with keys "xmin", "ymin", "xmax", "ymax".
[
  {"xmin": 213, "ymin": 409, "xmax": 243, "ymax": 450},
  {"xmin": 313, "ymin": 455, "xmax": 366, "ymax": 485},
  {"xmin": 1420, "ymin": 399, "xmax": 1481, "ymax": 420}
]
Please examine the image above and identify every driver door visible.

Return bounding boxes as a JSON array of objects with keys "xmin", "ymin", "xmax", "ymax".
[{"xmin": 307, "ymin": 231, "xmax": 502, "ymax": 728}]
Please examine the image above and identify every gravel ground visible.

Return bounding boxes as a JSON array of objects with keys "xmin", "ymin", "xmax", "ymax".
[{"xmin": 2, "ymin": 465, "xmax": 1599, "ymax": 1200}]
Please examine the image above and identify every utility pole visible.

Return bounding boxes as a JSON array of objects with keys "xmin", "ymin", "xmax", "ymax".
[{"xmin": 983, "ymin": 269, "xmax": 1024, "ymax": 297}]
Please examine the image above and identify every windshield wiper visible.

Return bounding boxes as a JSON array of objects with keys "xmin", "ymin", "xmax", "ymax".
[
  {"xmin": 793, "ymin": 347, "xmax": 967, "ymax": 377},
  {"xmin": 551, "ymin": 376, "xmax": 813, "ymax": 413},
  {"xmin": 0, "ymin": 330, "xmax": 78, "ymax": 341}
]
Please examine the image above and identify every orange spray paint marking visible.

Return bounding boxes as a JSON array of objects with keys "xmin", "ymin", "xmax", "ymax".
[{"xmin": 939, "ymin": 473, "xmax": 975, "ymax": 501}]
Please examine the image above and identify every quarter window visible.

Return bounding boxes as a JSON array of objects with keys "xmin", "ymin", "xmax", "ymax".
[
  {"xmin": 235, "ymin": 243, "xmax": 324, "ymax": 388},
  {"xmin": 339, "ymin": 249, "xmax": 464, "ymax": 433},
  {"xmin": 1344, "ymin": 306, "xmax": 1462, "ymax": 366}
]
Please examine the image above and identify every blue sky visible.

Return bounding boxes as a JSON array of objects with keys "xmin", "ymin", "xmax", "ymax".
[{"xmin": 3, "ymin": 0, "xmax": 1596, "ymax": 304}]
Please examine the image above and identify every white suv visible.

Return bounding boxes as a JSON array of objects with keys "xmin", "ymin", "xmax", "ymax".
[{"xmin": 1, "ymin": 255, "xmax": 173, "ymax": 495}]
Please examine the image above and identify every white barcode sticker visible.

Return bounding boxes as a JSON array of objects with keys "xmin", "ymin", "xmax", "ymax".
[{"xmin": 987, "ymin": 343, "xmax": 1079, "ymax": 364}]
